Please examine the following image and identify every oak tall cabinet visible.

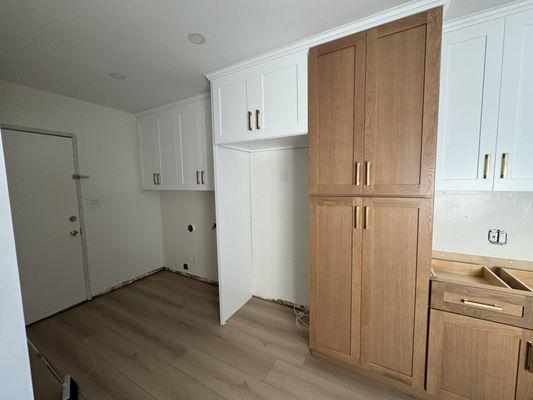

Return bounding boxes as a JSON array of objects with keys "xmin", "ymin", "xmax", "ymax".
[{"xmin": 309, "ymin": 7, "xmax": 442, "ymax": 393}]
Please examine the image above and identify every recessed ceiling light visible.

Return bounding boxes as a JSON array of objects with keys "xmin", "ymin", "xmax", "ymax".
[
  {"xmin": 187, "ymin": 32, "xmax": 206, "ymax": 45},
  {"xmin": 109, "ymin": 72, "xmax": 125, "ymax": 80}
]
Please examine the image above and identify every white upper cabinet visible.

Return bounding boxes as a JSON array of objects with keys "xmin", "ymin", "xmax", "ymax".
[
  {"xmin": 211, "ymin": 50, "xmax": 307, "ymax": 145},
  {"xmin": 495, "ymin": 9, "xmax": 533, "ymax": 191},
  {"xmin": 436, "ymin": 8, "xmax": 533, "ymax": 192},
  {"xmin": 436, "ymin": 19, "xmax": 504, "ymax": 191},
  {"xmin": 253, "ymin": 51, "xmax": 308, "ymax": 138},
  {"xmin": 138, "ymin": 113, "xmax": 162, "ymax": 190},
  {"xmin": 137, "ymin": 95, "xmax": 213, "ymax": 191}
]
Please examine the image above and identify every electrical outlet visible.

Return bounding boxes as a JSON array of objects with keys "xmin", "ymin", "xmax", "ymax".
[
  {"xmin": 488, "ymin": 229, "xmax": 508, "ymax": 245},
  {"xmin": 183, "ymin": 263, "xmax": 189, "ymax": 271}
]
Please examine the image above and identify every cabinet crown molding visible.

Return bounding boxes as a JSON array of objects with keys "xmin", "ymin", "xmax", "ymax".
[
  {"xmin": 444, "ymin": 0, "xmax": 533, "ymax": 32},
  {"xmin": 135, "ymin": 92, "xmax": 210, "ymax": 117},
  {"xmin": 205, "ymin": 0, "xmax": 446, "ymax": 81}
]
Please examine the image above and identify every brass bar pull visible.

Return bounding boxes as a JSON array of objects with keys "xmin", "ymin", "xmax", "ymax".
[
  {"xmin": 153, "ymin": 173, "xmax": 157, "ymax": 185},
  {"xmin": 196, "ymin": 171, "xmax": 200, "ymax": 184},
  {"xmin": 201, "ymin": 171, "xmax": 205, "ymax": 185},
  {"xmin": 354, "ymin": 206, "xmax": 359, "ymax": 229},
  {"xmin": 527, "ymin": 342, "xmax": 533, "ymax": 373},
  {"xmin": 461, "ymin": 298, "xmax": 503, "ymax": 311},
  {"xmin": 248, "ymin": 111, "xmax": 253, "ymax": 131},
  {"xmin": 500, "ymin": 153, "xmax": 509, "ymax": 179},
  {"xmin": 256, "ymin": 109, "xmax": 260, "ymax": 130},
  {"xmin": 157, "ymin": 173, "xmax": 161, "ymax": 185},
  {"xmin": 483, "ymin": 154, "xmax": 491, "ymax": 179},
  {"xmin": 363, "ymin": 206, "xmax": 369, "ymax": 230},
  {"xmin": 355, "ymin": 162, "xmax": 361, "ymax": 186},
  {"xmin": 365, "ymin": 161, "xmax": 371, "ymax": 186}
]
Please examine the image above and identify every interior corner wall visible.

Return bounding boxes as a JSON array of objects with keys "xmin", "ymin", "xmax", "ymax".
[
  {"xmin": 0, "ymin": 132, "xmax": 34, "ymax": 400},
  {"xmin": 250, "ymin": 147, "xmax": 309, "ymax": 305},
  {"xmin": 160, "ymin": 191, "xmax": 218, "ymax": 281},
  {"xmin": 433, "ymin": 191, "xmax": 533, "ymax": 264},
  {"xmin": 0, "ymin": 80, "xmax": 163, "ymax": 295}
]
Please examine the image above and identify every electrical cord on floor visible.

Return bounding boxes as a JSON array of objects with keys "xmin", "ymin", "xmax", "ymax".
[{"xmin": 294, "ymin": 305, "xmax": 309, "ymax": 331}]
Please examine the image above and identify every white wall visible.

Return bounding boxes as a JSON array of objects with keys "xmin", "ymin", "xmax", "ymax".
[
  {"xmin": 433, "ymin": 191, "xmax": 533, "ymax": 263},
  {"xmin": 250, "ymin": 148, "xmax": 309, "ymax": 305},
  {"xmin": 160, "ymin": 191, "xmax": 218, "ymax": 281},
  {"xmin": 0, "ymin": 133, "xmax": 34, "ymax": 400},
  {"xmin": 0, "ymin": 80, "xmax": 163, "ymax": 295}
]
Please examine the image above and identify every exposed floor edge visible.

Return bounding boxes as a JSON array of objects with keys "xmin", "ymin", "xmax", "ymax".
[
  {"xmin": 92, "ymin": 266, "xmax": 166, "ymax": 299},
  {"xmin": 162, "ymin": 266, "xmax": 219, "ymax": 287}
]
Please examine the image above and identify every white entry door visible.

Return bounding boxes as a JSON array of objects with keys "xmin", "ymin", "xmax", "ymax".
[{"xmin": 2, "ymin": 129, "xmax": 88, "ymax": 324}]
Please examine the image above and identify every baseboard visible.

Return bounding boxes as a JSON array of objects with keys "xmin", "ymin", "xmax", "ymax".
[{"xmin": 91, "ymin": 266, "xmax": 165, "ymax": 299}]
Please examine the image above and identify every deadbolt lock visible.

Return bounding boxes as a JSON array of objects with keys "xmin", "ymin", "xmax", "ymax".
[
  {"xmin": 70, "ymin": 230, "xmax": 80, "ymax": 237},
  {"xmin": 69, "ymin": 216, "xmax": 77, "ymax": 222}
]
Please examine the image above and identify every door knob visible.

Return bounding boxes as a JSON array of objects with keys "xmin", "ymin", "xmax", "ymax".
[
  {"xmin": 69, "ymin": 216, "xmax": 77, "ymax": 222},
  {"xmin": 70, "ymin": 230, "xmax": 80, "ymax": 237}
]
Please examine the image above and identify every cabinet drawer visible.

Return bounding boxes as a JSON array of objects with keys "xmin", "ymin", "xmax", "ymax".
[{"xmin": 431, "ymin": 281, "xmax": 533, "ymax": 329}]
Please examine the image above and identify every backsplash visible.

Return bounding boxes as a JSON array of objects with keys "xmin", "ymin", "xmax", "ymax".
[{"xmin": 433, "ymin": 191, "xmax": 533, "ymax": 262}]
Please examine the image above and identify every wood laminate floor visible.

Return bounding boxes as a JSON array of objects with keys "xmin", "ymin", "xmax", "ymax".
[{"xmin": 28, "ymin": 271, "xmax": 413, "ymax": 400}]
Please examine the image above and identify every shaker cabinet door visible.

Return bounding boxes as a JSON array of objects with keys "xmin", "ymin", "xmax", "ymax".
[
  {"xmin": 495, "ymin": 9, "xmax": 533, "ymax": 192},
  {"xmin": 363, "ymin": 10, "xmax": 441, "ymax": 196},
  {"xmin": 138, "ymin": 113, "xmax": 161, "ymax": 190},
  {"xmin": 436, "ymin": 19, "xmax": 504, "ymax": 191},
  {"xmin": 309, "ymin": 197, "xmax": 362, "ymax": 366},
  {"xmin": 427, "ymin": 310, "xmax": 523, "ymax": 400},
  {"xmin": 308, "ymin": 33, "xmax": 366, "ymax": 195}
]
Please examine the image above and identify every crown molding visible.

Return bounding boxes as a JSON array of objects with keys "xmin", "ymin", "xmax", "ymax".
[
  {"xmin": 135, "ymin": 92, "xmax": 210, "ymax": 117},
  {"xmin": 443, "ymin": 0, "xmax": 533, "ymax": 33},
  {"xmin": 205, "ymin": 0, "xmax": 447, "ymax": 81}
]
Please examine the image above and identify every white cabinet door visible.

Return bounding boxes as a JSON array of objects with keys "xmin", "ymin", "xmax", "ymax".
[
  {"xmin": 495, "ymin": 9, "xmax": 533, "ymax": 191},
  {"xmin": 436, "ymin": 19, "xmax": 504, "ymax": 191},
  {"xmin": 156, "ymin": 109, "xmax": 178, "ymax": 190},
  {"xmin": 212, "ymin": 70, "xmax": 254, "ymax": 144},
  {"xmin": 253, "ymin": 50, "xmax": 308, "ymax": 138},
  {"xmin": 175, "ymin": 103, "xmax": 200, "ymax": 189},
  {"xmin": 138, "ymin": 113, "xmax": 161, "ymax": 190},
  {"xmin": 195, "ymin": 100, "xmax": 214, "ymax": 190}
]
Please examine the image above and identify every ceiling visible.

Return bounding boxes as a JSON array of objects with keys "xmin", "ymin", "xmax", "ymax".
[{"xmin": 0, "ymin": 0, "xmax": 519, "ymax": 113}]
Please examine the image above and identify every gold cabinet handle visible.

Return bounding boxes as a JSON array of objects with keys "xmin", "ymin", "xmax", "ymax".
[
  {"xmin": 527, "ymin": 342, "xmax": 533, "ymax": 373},
  {"xmin": 157, "ymin": 173, "xmax": 161, "ymax": 185},
  {"xmin": 153, "ymin": 173, "xmax": 157, "ymax": 185},
  {"xmin": 256, "ymin": 109, "xmax": 260, "ymax": 130},
  {"xmin": 248, "ymin": 111, "xmax": 253, "ymax": 131},
  {"xmin": 201, "ymin": 170, "xmax": 205, "ymax": 185},
  {"xmin": 196, "ymin": 171, "xmax": 200, "ymax": 184},
  {"xmin": 354, "ymin": 206, "xmax": 359, "ymax": 229},
  {"xmin": 365, "ymin": 161, "xmax": 371, "ymax": 186},
  {"xmin": 363, "ymin": 206, "xmax": 369, "ymax": 230},
  {"xmin": 500, "ymin": 153, "xmax": 509, "ymax": 179},
  {"xmin": 483, "ymin": 154, "xmax": 491, "ymax": 179},
  {"xmin": 461, "ymin": 298, "xmax": 503, "ymax": 311},
  {"xmin": 355, "ymin": 162, "xmax": 361, "ymax": 186}
]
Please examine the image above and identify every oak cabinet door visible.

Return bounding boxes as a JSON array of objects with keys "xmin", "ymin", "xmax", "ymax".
[
  {"xmin": 310, "ymin": 197, "xmax": 362, "ymax": 366},
  {"xmin": 427, "ymin": 310, "xmax": 523, "ymax": 400},
  {"xmin": 360, "ymin": 197, "xmax": 432, "ymax": 388},
  {"xmin": 436, "ymin": 18, "xmax": 504, "ymax": 191},
  {"xmin": 309, "ymin": 33, "xmax": 366, "ymax": 195},
  {"xmin": 363, "ymin": 9, "xmax": 441, "ymax": 196},
  {"xmin": 517, "ymin": 330, "xmax": 533, "ymax": 400},
  {"xmin": 494, "ymin": 9, "xmax": 533, "ymax": 192}
]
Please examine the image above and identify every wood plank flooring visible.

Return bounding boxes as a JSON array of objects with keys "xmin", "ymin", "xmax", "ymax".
[{"xmin": 28, "ymin": 271, "xmax": 413, "ymax": 400}]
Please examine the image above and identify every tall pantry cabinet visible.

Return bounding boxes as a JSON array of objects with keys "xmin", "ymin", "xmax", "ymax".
[{"xmin": 309, "ymin": 7, "xmax": 442, "ymax": 392}]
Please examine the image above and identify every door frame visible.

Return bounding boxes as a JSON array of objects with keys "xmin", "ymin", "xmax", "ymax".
[{"xmin": 0, "ymin": 123, "xmax": 92, "ymax": 302}]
